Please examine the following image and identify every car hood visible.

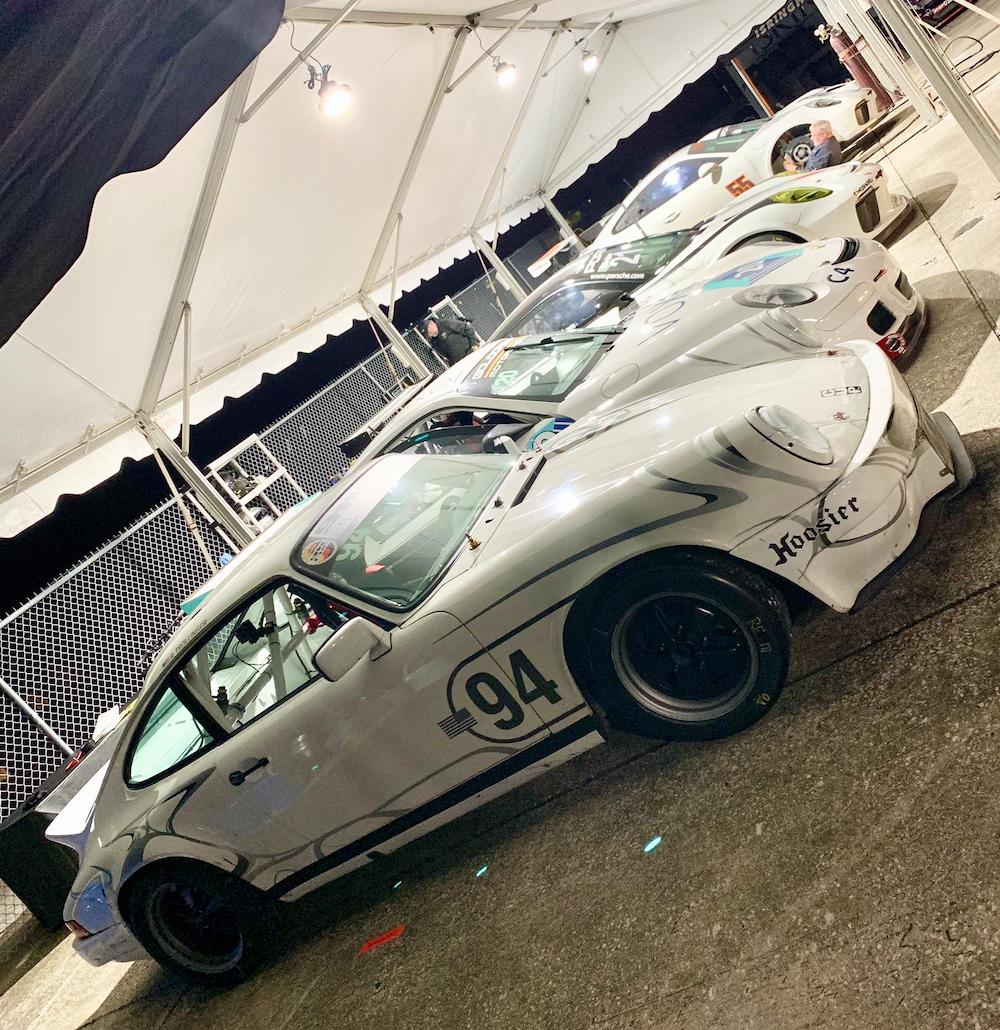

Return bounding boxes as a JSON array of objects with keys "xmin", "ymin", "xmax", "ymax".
[{"xmin": 479, "ymin": 340, "xmax": 880, "ymax": 564}]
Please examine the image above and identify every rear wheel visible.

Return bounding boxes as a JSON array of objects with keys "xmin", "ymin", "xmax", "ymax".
[
  {"xmin": 124, "ymin": 862, "xmax": 271, "ymax": 984},
  {"xmin": 571, "ymin": 554, "xmax": 790, "ymax": 741}
]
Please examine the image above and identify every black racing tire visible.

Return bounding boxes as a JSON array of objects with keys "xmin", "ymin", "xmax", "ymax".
[
  {"xmin": 726, "ymin": 231, "xmax": 805, "ymax": 255},
  {"xmin": 123, "ymin": 861, "xmax": 272, "ymax": 984},
  {"xmin": 570, "ymin": 553, "xmax": 791, "ymax": 742}
]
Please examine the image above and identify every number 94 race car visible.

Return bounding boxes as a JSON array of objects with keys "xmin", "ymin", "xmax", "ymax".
[{"xmin": 51, "ymin": 334, "xmax": 972, "ymax": 983}]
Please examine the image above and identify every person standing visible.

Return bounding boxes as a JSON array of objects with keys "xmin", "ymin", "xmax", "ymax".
[
  {"xmin": 783, "ymin": 119, "xmax": 843, "ymax": 173},
  {"xmin": 423, "ymin": 311, "xmax": 477, "ymax": 366}
]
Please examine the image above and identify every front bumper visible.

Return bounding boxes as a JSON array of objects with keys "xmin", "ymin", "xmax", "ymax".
[
  {"xmin": 72, "ymin": 919, "xmax": 149, "ymax": 966},
  {"xmin": 875, "ymin": 195, "xmax": 915, "ymax": 243},
  {"xmin": 853, "ymin": 410, "xmax": 974, "ymax": 607}
]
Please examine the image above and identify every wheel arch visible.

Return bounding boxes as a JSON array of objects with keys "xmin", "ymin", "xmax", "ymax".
[
  {"xmin": 563, "ymin": 544, "xmax": 814, "ymax": 682},
  {"xmin": 723, "ymin": 229, "xmax": 807, "ymax": 256},
  {"xmin": 117, "ymin": 854, "xmax": 255, "ymax": 920}
]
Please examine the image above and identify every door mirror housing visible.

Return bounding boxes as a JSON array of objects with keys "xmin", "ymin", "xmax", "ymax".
[{"xmin": 314, "ymin": 618, "xmax": 390, "ymax": 681}]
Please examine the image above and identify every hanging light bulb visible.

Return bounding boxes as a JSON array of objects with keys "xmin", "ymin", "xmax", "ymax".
[
  {"xmin": 493, "ymin": 57, "xmax": 517, "ymax": 88},
  {"xmin": 581, "ymin": 50, "xmax": 600, "ymax": 74},
  {"xmin": 318, "ymin": 71, "xmax": 352, "ymax": 116}
]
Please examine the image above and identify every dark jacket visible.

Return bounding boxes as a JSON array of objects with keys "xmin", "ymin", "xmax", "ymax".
[
  {"xmin": 428, "ymin": 313, "xmax": 476, "ymax": 365},
  {"xmin": 804, "ymin": 136, "xmax": 843, "ymax": 171}
]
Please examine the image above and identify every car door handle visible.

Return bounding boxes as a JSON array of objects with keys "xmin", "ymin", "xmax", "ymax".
[{"xmin": 229, "ymin": 757, "xmax": 269, "ymax": 786}]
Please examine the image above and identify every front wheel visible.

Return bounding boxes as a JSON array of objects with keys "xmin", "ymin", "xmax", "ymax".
[
  {"xmin": 572, "ymin": 554, "xmax": 790, "ymax": 741},
  {"xmin": 124, "ymin": 861, "xmax": 271, "ymax": 984}
]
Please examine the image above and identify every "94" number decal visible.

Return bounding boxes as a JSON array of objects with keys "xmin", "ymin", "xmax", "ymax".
[{"xmin": 441, "ymin": 650, "xmax": 562, "ymax": 742}]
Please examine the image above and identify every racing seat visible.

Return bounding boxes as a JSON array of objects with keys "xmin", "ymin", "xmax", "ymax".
[{"xmin": 481, "ymin": 422, "xmax": 532, "ymax": 453}]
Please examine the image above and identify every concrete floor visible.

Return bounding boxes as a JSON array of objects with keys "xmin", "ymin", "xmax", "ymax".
[{"xmin": 9, "ymin": 9, "xmax": 1000, "ymax": 1029}]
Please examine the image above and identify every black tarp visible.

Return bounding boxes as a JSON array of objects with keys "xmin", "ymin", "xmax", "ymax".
[{"xmin": 0, "ymin": 0, "xmax": 283, "ymax": 350}]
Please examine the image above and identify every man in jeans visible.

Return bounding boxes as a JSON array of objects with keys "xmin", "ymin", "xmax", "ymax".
[
  {"xmin": 423, "ymin": 311, "xmax": 477, "ymax": 366},
  {"xmin": 783, "ymin": 119, "xmax": 843, "ymax": 173}
]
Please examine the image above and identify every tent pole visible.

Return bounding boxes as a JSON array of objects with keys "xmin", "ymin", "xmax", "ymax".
[
  {"xmin": 359, "ymin": 296, "xmax": 432, "ymax": 378},
  {"xmin": 473, "ymin": 29, "xmax": 562, "ymax": 230},
  {"xmin": 445, "ymin": 7, "xmax": 537, "ymax": 94},
  {"xmin": 387, "ymin": 213, "xmax": 403, "ymax": 323},
  {"xmin": 539, "ymin": 192, "xmax": 585, "ymax": 252},
  {"xmin": 361, "ymin": 28, "xmax": 468, "ymax": 292},
  {"xmin": 539, "ymin": 26, "xmax": 617, "ymax": 189},
  {"xmin": 0, "ymin": 673, "xmax": 73, "ymax": 756},
  {"xmin": 150, "ymin": 449, "xmax": 219, "ymax": 575},
  {"xmin": 138, "ymin": 417, "xmax": 256, "ymax": 547},
  {"xmin": 871, "ymin": 0, "xmax": 1000, "ymax": 179},
  {"xmin": 181, "ymin": 302, "xmax": 192, "ymax": 455},
  {"xmin": 285, "ymin": 5, "xmax": 586, "ymax": 31},
  {"xmin": 832, "ymin": 0, "xmax": 940, "ymax": 125},
  {"xmin": 138, "ymin": 60, "xmax": 257, "ymax": 415},
  {"xmin": 470, "ymin": 231, "xmax": 529, "ymax": 301},
  {"xmin": 241, "ymin": 2, "xmax": 363, "ymax": 123}
]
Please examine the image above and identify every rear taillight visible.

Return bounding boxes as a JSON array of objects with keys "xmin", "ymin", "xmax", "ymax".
[
  {"xmin": 65, "ymin": 920, "xmax": 92, "ymax": 940},
  {"xmin": 878, "ymin": 333, "xmax": 906, "ymax": 359}
]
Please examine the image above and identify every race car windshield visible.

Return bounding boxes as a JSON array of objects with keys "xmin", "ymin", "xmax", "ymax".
[
  {"xmin": 495, "ymin": 233, "xmax": 691, "ymax": 338},
  {"xmin": 613, "ymin": 157, "xmax": 725, "ymax": 233},
  {"xmin": 292, "ymin": 454, "xmax": 515, "ymax": 610},
  {"xmin": 458, "ymin": 334, "xmax": 608, "ymax": 401},
  {"xmin": 696, "ymin": 121, "xmax": 765, "ymax": 148}
]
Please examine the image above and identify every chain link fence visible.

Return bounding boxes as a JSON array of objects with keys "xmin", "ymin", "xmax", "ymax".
[{"xmin": 0, "ymin": 225, "xmax": 566, "ymax": 937}]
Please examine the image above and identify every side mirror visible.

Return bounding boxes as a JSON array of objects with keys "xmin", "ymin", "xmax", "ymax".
[{"xmin": 314, "ymin": 618, "xmax": 390, "ymax": 681}]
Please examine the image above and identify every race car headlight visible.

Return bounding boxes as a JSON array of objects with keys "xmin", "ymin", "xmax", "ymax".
[
  {"xmin": 735, "ymin": 284, "xmax": 818, "ymax": 309},
  {"xmin": 770, "ymin": 187, "xmax": 833, "ymax": 204},
  {"xmin": 746, "ymin": 405, "xmax": 834, "ymax": 465}
]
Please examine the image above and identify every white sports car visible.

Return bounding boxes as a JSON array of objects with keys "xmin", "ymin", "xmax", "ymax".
[
  {"xmin": 346, "ymin": 235, "xmax": 925, "ymax": 464},
  {"xmin": 589, "ymin": 160, "xmax": 909, "ymax": 260},
  {"xmin": 590, "ymin": 82, "xmax": 881, "ymax": 249},
  {"xmin": 52, "ymin": 331, "xmax": 971, "ymax": 983}
]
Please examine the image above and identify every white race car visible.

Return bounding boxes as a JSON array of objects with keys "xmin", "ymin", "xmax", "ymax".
[
  {"xmin": 52, "ymin": 332, "xmax": 971, "ymax": 983},
  {"xmin": 591, "ymin": 82, "xmax": 881, "ymax": 248},
  {"xmin": 347, "ymin": 235, "xmax": 924, "ymax": 463},
  {"xmin": 589, "ymin": 159, "xmax": 909, "ymax": 260}
]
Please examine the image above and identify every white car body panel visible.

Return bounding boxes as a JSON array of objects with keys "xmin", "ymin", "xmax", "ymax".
[{"xmin": 60, "ymin": 328, "xmax": 970, "ymax": 968}]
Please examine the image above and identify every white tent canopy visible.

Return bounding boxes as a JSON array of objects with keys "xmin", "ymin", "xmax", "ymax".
[{"xmin": 0, "ymin": 0, "xmax": 783, "ymax": 537}]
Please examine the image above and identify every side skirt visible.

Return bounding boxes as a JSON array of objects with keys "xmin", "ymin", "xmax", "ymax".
[{"xmin": 269, "ymin": 716, "xmax": 602, "ymax": 901}]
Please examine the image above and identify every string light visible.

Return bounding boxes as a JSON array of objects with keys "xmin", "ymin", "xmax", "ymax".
[
  {"xmin": 318, "ymin": 75, "xmax": 352, "ymax": 116},
  {"xmin": 493, "ymin": 58, "xmax": 517, "ymax": 88}
]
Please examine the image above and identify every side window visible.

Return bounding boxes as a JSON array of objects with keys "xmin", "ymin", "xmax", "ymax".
[
  {"xmin": 390, "ymin": 410, "xmax": 501, "ymax": 456},
  {"xmin": 127, "ymin": 583, "xmax": 344, "ymax": 785},
  {"xmin": 176, "ymin": 583, "xmax": 341, "ymax": 733},
  {"xmin": 128, "ymin": 686, "xmax": 215, "ymax": 786}
]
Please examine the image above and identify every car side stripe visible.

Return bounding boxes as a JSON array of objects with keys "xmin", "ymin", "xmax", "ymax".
[{"xmin": 267, "ymin": 715, "xmax": 599, "ymax": 899}]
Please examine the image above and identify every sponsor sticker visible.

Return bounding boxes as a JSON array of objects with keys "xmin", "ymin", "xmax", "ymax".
[
  {"xmin": 703, "ymin": 248, "xmax": 804, "ymax": 291},
  {"xmin": 768, "ymin": 497, "xmax": 860, "ymax": 567},
  {"xmin": 300, "ymin": 539, "xmax": 337, "ymax": 565},
  {"xmin": 820, "ymin": 385, "xmax": 863, "ymax": 397}
]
